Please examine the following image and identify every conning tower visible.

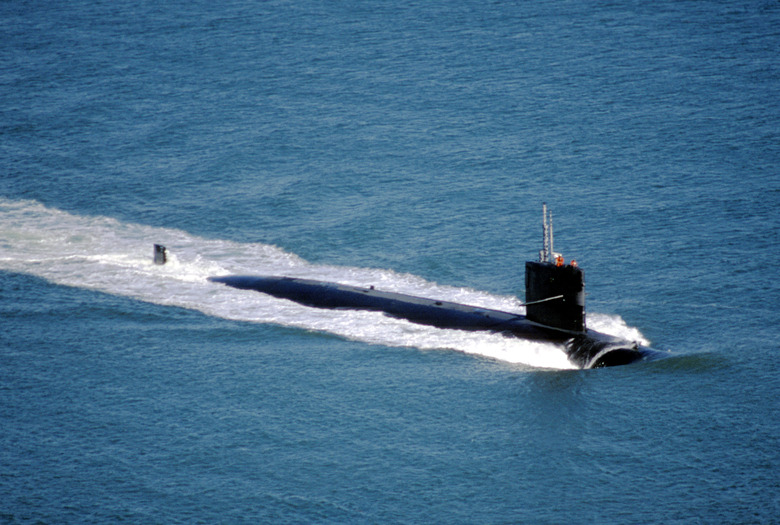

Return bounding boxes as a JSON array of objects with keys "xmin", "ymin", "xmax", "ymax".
[{"xmin": 524, "ymin": 204, "xmax": 585, "ymax": 333}]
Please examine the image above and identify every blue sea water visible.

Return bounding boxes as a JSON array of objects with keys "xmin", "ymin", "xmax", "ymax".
[{"xmin": 1, "ymin": 0, "xmax": 779, "ymax": 523}]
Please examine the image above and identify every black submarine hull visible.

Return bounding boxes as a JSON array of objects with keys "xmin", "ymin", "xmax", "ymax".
[{"xmin": 208, "ymin": 275, "xmax": 654, "ymax": 369}]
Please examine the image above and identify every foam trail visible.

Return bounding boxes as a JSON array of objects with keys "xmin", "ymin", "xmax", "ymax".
[{"xmin": 0, "ymin": 198, "xmax": 646, "ymax": 369}]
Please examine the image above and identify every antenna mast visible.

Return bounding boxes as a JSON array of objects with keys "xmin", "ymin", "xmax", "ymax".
[
  {"xmin": 549, "ymin": 208, "xmax": 554, "ymax": 260},
  {"xmin": 541, "ymin": 203, "xmax": 554, "ymax": 263}
]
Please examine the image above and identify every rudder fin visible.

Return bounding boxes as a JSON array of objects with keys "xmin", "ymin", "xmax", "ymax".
[{"xmin": 153, "ymin": 244, "xmax": 167, "ymax": 265}]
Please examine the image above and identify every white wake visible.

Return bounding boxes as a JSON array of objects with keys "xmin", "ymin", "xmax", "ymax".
[{"xmin": 0, "ymin": 198, "xmax": 648, "ymax": 369}]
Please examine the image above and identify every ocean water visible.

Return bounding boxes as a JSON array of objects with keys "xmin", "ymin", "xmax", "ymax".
[{"xmin": 1, "ymin": 0, "xmax": 778, "ymax": 523}]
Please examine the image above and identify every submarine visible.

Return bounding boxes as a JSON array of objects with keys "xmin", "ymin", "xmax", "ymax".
[{"xmin": 158, "ymin": 205, "xmax": 659, "ymax": 368}]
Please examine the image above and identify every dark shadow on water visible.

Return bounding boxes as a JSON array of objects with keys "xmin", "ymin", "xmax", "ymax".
[{"xmin": 638, "ymin": 351, "xmax": 729, "ymax": 374}]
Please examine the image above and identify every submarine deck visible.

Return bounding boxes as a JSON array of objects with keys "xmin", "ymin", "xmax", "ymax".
[{"xmin": 207, "ymin": 275, "xmax": 626, "ymax": 346}]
